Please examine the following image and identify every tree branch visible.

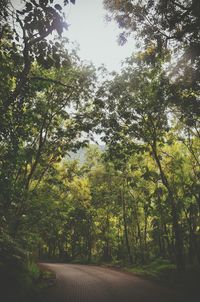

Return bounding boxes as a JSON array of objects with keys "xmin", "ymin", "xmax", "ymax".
[{"xmin": 30, "ymin": 76, "xmax": 74, "ymax": 89}]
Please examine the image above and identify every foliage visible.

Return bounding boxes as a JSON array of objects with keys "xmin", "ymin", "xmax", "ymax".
[
  {"xmin": 103, "ymin": 0, "xmax": 200, "ymax": 126},
  {"xmin": 126, "ymin": 258, "xmax": 176, "ymax": 279}
]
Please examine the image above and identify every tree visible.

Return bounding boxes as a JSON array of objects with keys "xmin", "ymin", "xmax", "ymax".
[
  {"xmin": 104, "ymin": 0, "xmax": 200, "ymax": 125},
  {"xmin": 0, "ymin": 0, "xmax": 96, "ymax": 267},
  {"xmin": 95, "ymin": 55, "xmax": 188, "ymax": 271}
]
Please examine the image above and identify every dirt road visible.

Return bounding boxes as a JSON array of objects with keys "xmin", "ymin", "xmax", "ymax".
[{"xmin": 39, "ymin": 263, "xmax": 191, "ymax": 302}]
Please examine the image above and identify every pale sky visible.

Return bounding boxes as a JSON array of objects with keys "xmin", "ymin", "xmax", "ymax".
[
  {"xmin": 63, "ymin": 0, "xmax": 135, "ymax": 71},
  {"xmin": 13, "ymin": 0, "xmax": 135, "ymax": 71}
]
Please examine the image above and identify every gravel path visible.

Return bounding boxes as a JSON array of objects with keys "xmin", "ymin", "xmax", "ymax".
[{"xmin": 40, "ymin": 263, "xmax": 187, "ymax": 302}]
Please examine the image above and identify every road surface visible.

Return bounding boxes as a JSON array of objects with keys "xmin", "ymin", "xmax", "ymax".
[{"xmin": 40, "ymin": 263, "xmax": 188, "ymax": 302}]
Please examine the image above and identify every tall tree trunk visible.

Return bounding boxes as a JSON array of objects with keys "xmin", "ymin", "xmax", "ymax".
[
  {"xmin": 163, "ymin": 222, "xmax": 172, "ymax": 258},
  {"xmin": 121, "ymin": 187, "xmax": 133, "ymax": 264},
  {"xmin": 86, "ymin": 224, "xmax": 92, "ymax": 262},
  {"xmin": 133, "ymin": 204, "xmax": 144, "ymax": 263},
  {"xmin": 151, "ymin": 143, "xmax": 185, "ymax": 272},
  {"xmin": 144, "ymin": 213, "xmax": 148, "ymax": 261},
  {"xmin": 185, "ymin": 205, "xmax": 200, "ymax": 265}
]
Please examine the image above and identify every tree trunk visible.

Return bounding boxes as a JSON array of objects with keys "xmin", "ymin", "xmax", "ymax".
[
  {"xmin": 151, "ymin": 143, "xmax": 185, "ymax": 272},
  {"xmin": 121, "ymin": 188, "xmax": 133, "ymax": 264}
]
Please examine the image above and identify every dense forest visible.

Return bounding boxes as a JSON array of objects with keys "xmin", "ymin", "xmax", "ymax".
[{"xmin": 0, "ymin": 0, "xmax": 200, "ymax": 299}]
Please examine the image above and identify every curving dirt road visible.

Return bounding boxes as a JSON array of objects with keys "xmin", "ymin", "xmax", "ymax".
[{"xmin": 40, "ymin": 263, "xmax": 189, "ymax": 302}]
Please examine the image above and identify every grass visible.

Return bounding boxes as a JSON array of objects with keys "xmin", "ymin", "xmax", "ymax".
[
  {"xmin": 125, "ymin": 258, "xmax": 176, "ymax": 279},
  {"xmin": 28, "ymin": 261, "xmax": 41, "ymax": 280}
]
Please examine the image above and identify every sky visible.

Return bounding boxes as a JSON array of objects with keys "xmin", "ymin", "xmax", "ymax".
[
  {"xmin": 12, "ymin": 0, "xmax": 136, "ymax": 72},
  {"xmin": 62, "ymin": 0, "xmax": 135, "ymax": 72}
]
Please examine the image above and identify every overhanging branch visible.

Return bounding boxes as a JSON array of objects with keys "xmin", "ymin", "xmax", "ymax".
[{"xmin": 30, "ymin": 76, "xmax": 74, "ymax": 89}]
